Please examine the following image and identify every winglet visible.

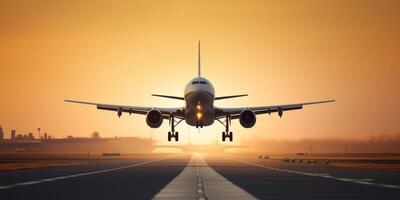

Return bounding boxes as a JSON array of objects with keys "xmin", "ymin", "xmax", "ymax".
[
  {"xmin": 65, "ymin": 99, "xmax": 99, "ymax": 105},
  {"xmin": 198, "ymin": 40, "xmax": 201, "ymax": 77}
]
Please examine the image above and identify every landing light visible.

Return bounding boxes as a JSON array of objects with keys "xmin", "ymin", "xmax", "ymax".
[{"xmin": 196, "ymin": 112, "xmax": 203, "ymax": 120}]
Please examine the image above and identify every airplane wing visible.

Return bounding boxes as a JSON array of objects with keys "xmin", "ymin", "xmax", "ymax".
[
  {"xmin": 215, "ymin": 100, "xmax": 335, "ymax": 119},
  {"xmin": 151, "ymin": 94, "xmax": 184, "ymax": 100},
  {"xmin": 65, "ymin": 100, "xmax": 185, "ymax": 119},
  {"xmin": 215, "ymin": 94, "xmax": 248, "ymax": 100}
]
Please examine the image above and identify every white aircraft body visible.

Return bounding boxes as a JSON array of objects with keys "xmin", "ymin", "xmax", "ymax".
[{"xmin": 66, "ymin": 42, "xmax": 334, "ymax": 142}]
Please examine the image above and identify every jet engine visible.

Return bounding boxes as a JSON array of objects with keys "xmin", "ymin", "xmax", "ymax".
[
  {"xmin": 146, "ymin": 109, "xmax": 163, "ymax": 128},
  {"xmin": 239, "ymin": 109, "xmax": 256, "ymax": 128}
]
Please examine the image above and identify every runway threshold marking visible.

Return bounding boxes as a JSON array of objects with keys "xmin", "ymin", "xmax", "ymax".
[
  {"xmin": 0, "ymin": 154, "xmax": 184, "ymax": 190},
  {"xmin": 152, "ymin": 153, "xmax": 257, "ymax": 200},
  {"xmin": 230, "ymin": 158, "xmax": 400, "ymax": 190}
]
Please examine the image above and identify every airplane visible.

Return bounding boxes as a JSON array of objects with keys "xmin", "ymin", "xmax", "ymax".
[{"xmin": 65, "ymin": 41, "xmax": 334, "ymax": 142}]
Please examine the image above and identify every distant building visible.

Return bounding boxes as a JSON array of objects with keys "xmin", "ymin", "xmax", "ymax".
[
  {"xmin": 11, "ymin": 130, "xmax": 16, "ymax": 140},
  {"xmin": 8, "ymin": 131, "xmax": 36, "ymax": 141},
  {"xmin": 92, "ymin": 131, "xmax": 100, "ymax": 139},
  {"xmin": 28, "ymin": 132, "xmax": 35, "ymax": 140},
  {"xmin": 0, "ymin": 126, "xmax": 3, "ymax": 141},
  {"xmin": 0, "ymin": 135, "xmax": 154, "ymax": 153}
]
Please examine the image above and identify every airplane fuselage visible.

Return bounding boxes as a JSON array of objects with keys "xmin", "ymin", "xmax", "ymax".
[{"xmin": 184, "ymin": 77, "xmax": 215, "ymax": 126}]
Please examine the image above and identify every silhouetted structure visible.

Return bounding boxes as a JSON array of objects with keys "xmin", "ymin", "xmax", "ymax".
[
  {"xmin": 0, "ymin": 135, "xmax": 155, "ymax": 153},
  {"xmin": 0, "ymin": 126, "xmax": 3, "ymax": 141},
  {"xmin": 11, "ymin": 130, "xmax": 16, "ymax": 140},
  {"xmin": 92, "ymin": 131, "xmax": 100, "ymax": 139},
  {"xmin": 28, "ymin": 133, "xmax": 35, "ymax": 140}
]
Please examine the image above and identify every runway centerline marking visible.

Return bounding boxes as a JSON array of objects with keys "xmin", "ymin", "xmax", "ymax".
[
  {"xmin": 0, "ymin": 154, "xmax": 184, "ymax": 190},
  {"xmin": 230, "ymin": 158, "xmax": 400, "ymax": 190},
  {"xmin": 153, "ymin": 153, "xmax": 257, "ymax": 200}
]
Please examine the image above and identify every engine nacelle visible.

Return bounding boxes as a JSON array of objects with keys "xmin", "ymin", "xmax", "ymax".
[
  {"xmin": 239, "ymin": 109, "xmax": 256, "ymax": 128},
  {"xmin": 146, "ymin": 109, "xmax": 163, "ymax": 128}
]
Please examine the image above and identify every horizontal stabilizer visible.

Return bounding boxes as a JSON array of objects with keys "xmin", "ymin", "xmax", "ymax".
[
  {"xmin": 215, "ymin": 94, "xmax": 248, "ymax": 100},
  {"xmin": 152, "ymin": 94, "xmax": 184, "ymax": 100}
]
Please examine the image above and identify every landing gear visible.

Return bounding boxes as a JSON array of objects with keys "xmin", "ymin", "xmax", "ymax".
[
  {"xmin": 217, "ymin": 115, "xmax": 234, "ymax": 142},
  {"xmin": 222, "ymin": 131, "xmax": 233, "ymax": 142},
  {"xmin": 195, "ymin": 121, "xmax": 203, "ymax": 129},
  {"xmin": 168, "ymin": 115, "xmax": 183, "ymax": 142},
  {"xmin": 168, "ymin": 131, "xmax": 178, "ymax": 141}
]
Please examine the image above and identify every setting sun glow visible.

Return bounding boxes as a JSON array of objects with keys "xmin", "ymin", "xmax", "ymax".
[{"xmin": 1, "ymin": 0, "xmax": 399, "ymax": 146}]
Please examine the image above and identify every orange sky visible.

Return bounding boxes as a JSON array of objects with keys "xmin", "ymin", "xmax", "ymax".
[{"xmin": 0, "ymin": 0, "xmax": 399, "ymax": 144}]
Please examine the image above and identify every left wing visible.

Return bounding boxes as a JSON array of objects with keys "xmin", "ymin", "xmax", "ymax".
[
  {"xmin": 151, "ymin": 94, "xmax": 184, "ymax": 100},
  {"xmin": 64, "ymin": 100, "xmax": 184, "ymax": 119},
  {"xmin": 215, "ymin": 100, "xmax": 335, "ymax": 119}
]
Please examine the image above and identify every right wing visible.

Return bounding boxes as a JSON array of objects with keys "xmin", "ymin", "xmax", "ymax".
[
  {"xmin": 64, "ymin": 100, "xmax": 185, "ymax": 119},
  {"xmin": 215, "ymin": 94, "xmax": 248, "ymax": 100},
  {"xmin": 215, "ymin": 100, "xmax": 335, "ymax": 119}
]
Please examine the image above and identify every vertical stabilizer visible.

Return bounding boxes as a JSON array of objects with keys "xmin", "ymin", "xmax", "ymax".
[{"xmin": 198, "ymin": 41, "xmax": 201, "ymax": 77}]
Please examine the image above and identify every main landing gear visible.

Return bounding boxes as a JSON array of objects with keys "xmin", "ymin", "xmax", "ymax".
[
  {"xmin": 168, "ymin": 131, "xmax": 178, "ymax": 142},
  {"xmin": 168, "ymin": 115, "xmax": 183, "ymax": 142},
  {"xmin": 217, "ymin": 115, "xmax": 233, "ymax": 142}
]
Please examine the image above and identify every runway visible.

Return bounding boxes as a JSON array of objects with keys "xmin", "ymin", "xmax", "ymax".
[{"xmin": 0, "ymin": 153, "xmax": 399, "ymax": 200}]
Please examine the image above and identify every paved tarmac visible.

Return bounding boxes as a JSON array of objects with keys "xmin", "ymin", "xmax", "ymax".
[{"xmin": 0, "ymin": 153, "xmax": 399, "ymax": 200}]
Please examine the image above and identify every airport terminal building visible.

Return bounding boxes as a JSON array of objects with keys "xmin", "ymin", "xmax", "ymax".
[{"xmin": 0, "ymin": 130, "xmax": 154, "ymax": 154}]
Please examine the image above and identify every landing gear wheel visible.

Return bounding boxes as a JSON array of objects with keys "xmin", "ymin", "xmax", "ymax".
[
  {"xmin": 221, "ymin": 115, "xmax": 233, "ymax": 142},
  {"xmin": 168, "ymin": 131, "xmax": 179, "ymax": 142},
  {"xmin": 196, "ymin": 121, "xmax": 204, "ymax": 129},
  {"xmin": 167, "ymin": 115, "xmax": 181, "ymax": 142},
  {"xmin": 222, "ymin": 131, "xmax": 233, "ymax": 142},
  {"xmin": 168, "ymin": 131, "xmax": 172, "ymax": 142}
]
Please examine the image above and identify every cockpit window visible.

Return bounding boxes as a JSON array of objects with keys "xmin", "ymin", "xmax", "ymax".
[{"xmin": 192, "ymin": 81, "xmax": 207, "ymax": 85}]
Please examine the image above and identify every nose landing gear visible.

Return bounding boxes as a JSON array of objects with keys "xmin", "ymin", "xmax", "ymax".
[{"xmin": 195, "ymin": 121, "xmax": 204, "ymax": 129}]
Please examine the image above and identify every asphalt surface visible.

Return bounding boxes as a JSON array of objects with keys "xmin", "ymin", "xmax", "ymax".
[{"xmin": 1, "ymin": 153, "xmax": 400, "ymax": 200}]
